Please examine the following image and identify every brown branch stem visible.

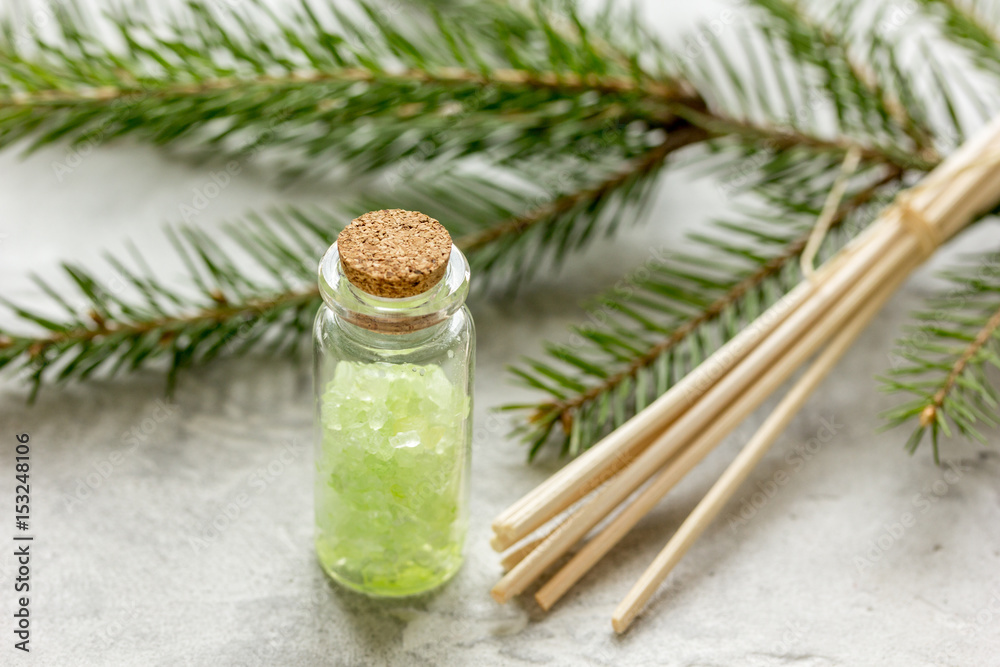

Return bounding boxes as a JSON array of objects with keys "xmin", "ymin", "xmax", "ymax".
[
  {"xmin": 2, "ymin": 62, "xmax": 936, "ymax": 176},
  {"xmin": 0, "ymin": 66, "xmax": 689, "ymax": 110},
  {"xmin": 672, "ymin": 104, "xmax": 939, "ymax": 172},
  {"xmin": 919, "ymin": 302, "xmax": 1000, "ymax": 427},
  {"xmin": 1, "ymin": 288, "xmax": 321, "ymax": 358}
]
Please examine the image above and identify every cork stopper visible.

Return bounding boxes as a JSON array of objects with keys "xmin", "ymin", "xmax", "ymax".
[{"xmin": 337, "ymin": 209, "xmax": 452, "ymax": 298}]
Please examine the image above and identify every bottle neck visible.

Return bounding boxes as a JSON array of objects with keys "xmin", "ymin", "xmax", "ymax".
[
  {"xmin": 318, "ymin": 242, "xmax": 470, "ymax": 335},
  {"xmin": 332, "ymin": 309, "xmax": 451, "ymax": 350}
]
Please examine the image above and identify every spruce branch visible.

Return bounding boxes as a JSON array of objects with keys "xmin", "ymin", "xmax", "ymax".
[
  {"xmin": 501, "ymin": 0, "xmax": 1000, "ymax": 460},
  {"xmin": 0, "ymin": 0, "xmax": 692, "ymax": 176},
  {"xmin": 921, "ymin": 305, "xmax": 1000, "ymax": 424},
  {"xmin": 881, "ymin": 249, "xmax": 1000, "ymax": 461},
  {"xmin": 0, "ymin": 0, "xmax": 945, "ymax": 179},
  {"xmin": 0, "ymin": 127, "xmax": 707, "ymax": 391},
  {"xmin": 506, "ymin": 167, "xmax": 904, "ymax": 457},
  {"xmin": 0, "ymin": 209, "xmax": 328, "ymax": 396}
]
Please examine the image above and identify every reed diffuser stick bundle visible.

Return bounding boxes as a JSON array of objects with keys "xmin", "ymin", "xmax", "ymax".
[
  {"xmin": 493, "ymin": 222, "xmax": 909, "ymax": 602},
  {"xmin": 611, "ymin": 262, "xmax": 914, "ymax": 632},
  {"xmin": 491, "ymin": 115, "xmax": 1000, "ymax": 631},
  {"xmin": 534, "ymin": 241, "xmax": 924, "ymax": 611},
  {"xmin": 491, "ymin": 221, "xmax": 893, "ymax": 552},
  {"xmin": 489, "ymin": 228, "xmax": 882, "ymax": 549}
]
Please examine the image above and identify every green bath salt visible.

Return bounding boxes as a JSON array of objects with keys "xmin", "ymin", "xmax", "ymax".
[{"xmin": 315, "ymin": 360, "xmax": 471, "ymax": 596}]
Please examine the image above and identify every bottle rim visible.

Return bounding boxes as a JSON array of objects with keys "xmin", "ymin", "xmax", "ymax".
[{"xmin": 318, "ymin": 242, "xmax": 470, "ymax": 332}]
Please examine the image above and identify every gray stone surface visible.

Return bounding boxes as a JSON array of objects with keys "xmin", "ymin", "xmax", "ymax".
[{"xmin": 2, "ymin": 1, "xmax": 1000, "ymax": 666}]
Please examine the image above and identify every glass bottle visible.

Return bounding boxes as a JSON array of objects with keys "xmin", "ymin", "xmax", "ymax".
[{"xmin": 313, "ymin": 210, "xmax": 474, "ymax": 597}]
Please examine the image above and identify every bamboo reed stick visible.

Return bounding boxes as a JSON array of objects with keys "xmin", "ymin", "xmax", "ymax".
[
  {"xmin": 501, "ymin": 534, "xmax": 548, "ymax": 572},
  {"xmin": 500, "ymin": 511, "xmax": 575, "ymax": 571}
]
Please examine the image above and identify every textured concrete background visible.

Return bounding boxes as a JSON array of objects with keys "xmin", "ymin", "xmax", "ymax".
[{"xmin": 2, "ymin": 1, "xmax": 1000, "ymax": 666}]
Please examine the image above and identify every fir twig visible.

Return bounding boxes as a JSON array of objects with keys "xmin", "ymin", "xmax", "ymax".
[
  {"xmin": 881, "ymin": 249, "xmax": 1000, "ymax": 461},
  {"xmin": 921, "ymin": 305, "xmax": 1000, "ymax": 426},
  {"xmin": 0, "ymin": 125, "xmax": 710, "ymax": 391},
  {"xmin": 508, "ymin": 167, "xmax": 904, "ymax": 457},
  {"xmin": 0, "ymin": 0, "xmax": 691, "ymax": 176}
]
